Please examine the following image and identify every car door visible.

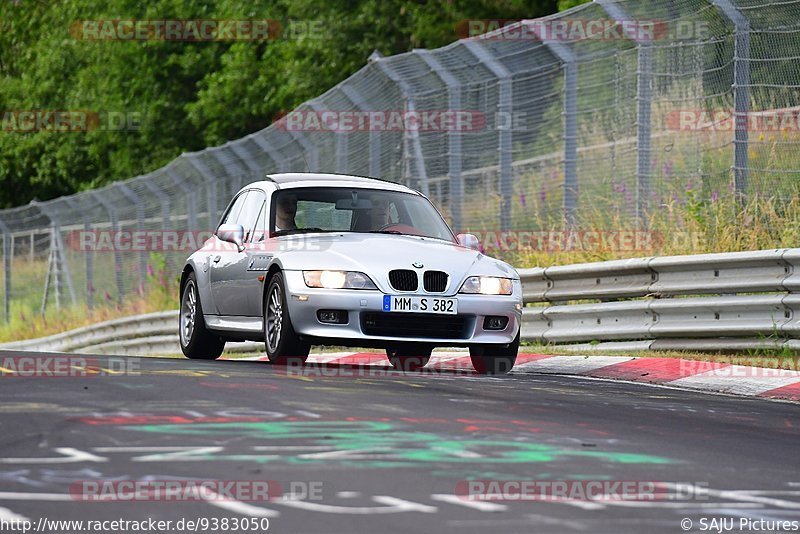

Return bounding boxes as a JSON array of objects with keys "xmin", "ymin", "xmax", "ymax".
[
  {"xmin": 209, "ymin": 189, "xmax": 266, "ymax": 316},
  {"xmin": 243, "ymin": 197, "xmax": 269, "ymax": 316}
]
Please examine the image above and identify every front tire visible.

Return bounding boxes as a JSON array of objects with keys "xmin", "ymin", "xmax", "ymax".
[
  {"xmin": 180, "ymin": 272, "xmax": 225, "ymax": 360},
  {"xmin": 264, "ymin": 272, "xmax": 310, "ymax": 365},
  {"xmin": 469, "ymin": 330, "xmax": 519, "ymax": 375},
  {"xmin": 386, "ymin": 343, "xmax": 432, "ymax": 371}
]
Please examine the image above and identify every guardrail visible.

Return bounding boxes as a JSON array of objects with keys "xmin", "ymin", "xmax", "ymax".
[
  {"xmin": 3, "ymin": 248, "xmax": 800, "ymax": 356},
  {"xmin": 0, "ymin": 311, "xmax": 263, "ymax": 356},
  {"xmin": 520, "ymin": 248, "xmax": 800, "ymax": 350}
]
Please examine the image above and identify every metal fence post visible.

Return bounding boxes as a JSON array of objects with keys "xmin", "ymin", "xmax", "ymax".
[
  {"xmin": 563, "ymin": 60, "xmax": 579, "ymax": 227},
  {"xmin": 370, "ymin": 51, "xmax": 430, "ymax": 196},
  {"xmin": 0, "ymin": 218, "xmax": 11, "ymax": 322},
  {"xmin": 248, "ymin": 133, "xmax": 287, "ymax": 173},
  {"xmin": 167, "ymin": 167, "xmax": 197, "ymax": 232},
  {"xmin": 63, "ymin": 197, "xmax": 94, "ymax": 309},
  {"xmin": 227, "ymin": 141, "xmax": 266, "ymax": 178},
  {"xmin": 596, "ymin": 0, "xmax": 653, "ymax": 226},
  {"xmin": 117, "ymin": 184, "xmax": 147, "ymax": 293},
  {"xmin": 186, "ymin": 153, "xmax": 220, "ymax": 230},
  {"xmin": 335, "ymin": 128, "xmax": 348, "ymax": 174},
  {"xmin": 636, "ymin": 44, "xmax": 653, "ymax": 223},
  {"xmin": 340, "ymin": 84, "xmax": 381, "ymax": 178},
  {"xmin": 711, "ymin": 0, "xmax": 751, "ymax": 201},
  {"xmin": 287, "ymin": 128, "xmax": 319, "ymax": 172},
  {"xmin": 415, "ymin": 49, "xmax": 464, "ymax": 231},
  {"xmin": 462, "ymin": 40, "xmax": 513, "ymax": 231},
  {"xmin": 307, "ymin": 99, "xmax": 348, "ymax": 174},
  {"xmin": 210, "ymin": 146, "xmax": 258, "ymax": 203},
  {"xmin": 91, "ymin": 192, "xmax": 124, "ymax": 304},
  {"xmin": 521, "ymin": 22, "xmax": 579, "ymax": 227},
  {"xmin": 31, "ymin": 201, "xmax": 77, "ymax": 311},
  {"xmin": 141, "ymin": 179, "xmax": 171, "ymax": 230}
]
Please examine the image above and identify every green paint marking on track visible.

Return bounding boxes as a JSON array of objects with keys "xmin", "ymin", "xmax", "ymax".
[{"xmin": 128, "ymin": 421, "xmax": 674, "ymax": 467}]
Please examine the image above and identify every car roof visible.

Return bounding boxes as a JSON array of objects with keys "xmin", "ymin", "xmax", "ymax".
[{"xmin": 246, "ymin": 173, "xmax": 418, "ymax": 194}]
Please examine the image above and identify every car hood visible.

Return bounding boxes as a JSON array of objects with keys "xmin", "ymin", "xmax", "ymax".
[{"xmin": 273, "ymin": 233, "xmax": 517, "ymax": 294}]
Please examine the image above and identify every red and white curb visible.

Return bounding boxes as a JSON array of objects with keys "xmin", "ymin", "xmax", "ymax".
[{"xmin": 228, "ymin": 352, "xmax": 800, "ymax": 403}]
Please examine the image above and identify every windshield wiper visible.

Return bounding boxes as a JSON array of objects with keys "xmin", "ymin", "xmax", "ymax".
[{"xmin": 366, "ymin": 230, "xmax": 403, "ymax": 235}]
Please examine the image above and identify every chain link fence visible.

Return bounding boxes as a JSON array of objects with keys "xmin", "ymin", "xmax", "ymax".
[{"xmin": 1, "ymin": 0, "xmax": 799, "ymax": 322}]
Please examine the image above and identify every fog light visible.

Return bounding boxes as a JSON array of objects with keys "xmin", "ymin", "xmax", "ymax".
[
  {"xmin": 483, "ymin": 316, "xmax": 508, "ymax": 330},
  {"xmin": 317, "ymin": 310, "xmax": 348, "ymax": 324}
]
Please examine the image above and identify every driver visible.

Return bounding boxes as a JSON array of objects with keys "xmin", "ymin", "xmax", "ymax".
[
  {"xmin": 370, "ymin": 197, "xmax": 393, "ymax": 229},
  {"xmin": 275, "ymin": 194, "xmax": 298, "ymax": 232}
]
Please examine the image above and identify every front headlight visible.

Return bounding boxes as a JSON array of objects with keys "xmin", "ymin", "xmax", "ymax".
[
  {"xmin": 303, "ymin": 270, "xmax": 377, "ymax": 290},
  {"xmin": 459, "ymin": 276, "xmax": 513, "ymax": 295}
]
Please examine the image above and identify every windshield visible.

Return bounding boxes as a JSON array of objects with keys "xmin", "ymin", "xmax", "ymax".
[{"xmin": 270, "ymin": 187, "xmax": 455, "ymax": 242}]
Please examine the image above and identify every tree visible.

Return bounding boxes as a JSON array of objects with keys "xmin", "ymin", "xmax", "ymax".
[{"xmin": 0, "ymin": 0, "xmax": 560, "ymax": 207}]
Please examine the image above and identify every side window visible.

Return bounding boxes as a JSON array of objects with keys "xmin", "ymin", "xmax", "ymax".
[
  {"xmin": 238, "ymin": 190, "xmax": 266, "ymax": 243},
  {"xmin": 219, "ymin": 191, "xmax": 248, "ymax": 228}
]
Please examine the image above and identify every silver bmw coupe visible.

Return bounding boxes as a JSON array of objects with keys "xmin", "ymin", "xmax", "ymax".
[{"xmin": 179, "ymin": 173, "xmax": 522, "ymax": 374}]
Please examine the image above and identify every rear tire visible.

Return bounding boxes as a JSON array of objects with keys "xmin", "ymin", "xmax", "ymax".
[
  {"xmin": 264, "ymin": 272, "xmax": 310, "ymax": 365},
  {"xmin": 469, "ymin": 330, "xmax": 519, "ymax": 375},
  {"xmin": 180, "ymin": 272, "xmax": 225, "ymax": 360},
  {"xmin": 387, "ymin": 343, "xmax": 432, "ymax": 371}
]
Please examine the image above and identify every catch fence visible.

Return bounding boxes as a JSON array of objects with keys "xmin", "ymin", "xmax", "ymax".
[{"xmin": 1, "ymin": 0, "xmax": 799, "ymax": 320}]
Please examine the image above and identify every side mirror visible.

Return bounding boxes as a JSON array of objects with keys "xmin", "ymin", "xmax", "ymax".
[
  {"xmin": 456, "ymin": 233, "xmax": 481, "ymax": 251},
  {"xmin": 216, "ymin": 223, "xmax": 245, "ymax": 252}
]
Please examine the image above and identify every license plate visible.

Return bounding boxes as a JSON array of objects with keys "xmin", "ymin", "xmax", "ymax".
[{"xmin": 383, "ymin": 295, "xmax": 457, "ymax": 315}]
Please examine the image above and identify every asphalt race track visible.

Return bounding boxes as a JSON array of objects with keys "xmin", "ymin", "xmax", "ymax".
[{"xmin": 0, "ymin": 351, "xmax": 799, "ymax": 534}]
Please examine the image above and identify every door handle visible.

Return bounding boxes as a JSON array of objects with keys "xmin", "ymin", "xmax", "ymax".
[{"xmin": 212, "ymin": 255, "xmax": 221, "ymax": 263}]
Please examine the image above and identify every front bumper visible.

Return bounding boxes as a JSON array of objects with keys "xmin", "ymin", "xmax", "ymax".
[{"xmin": 282, "ymin": 270, "xmax": 521, "ymax": 346}]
